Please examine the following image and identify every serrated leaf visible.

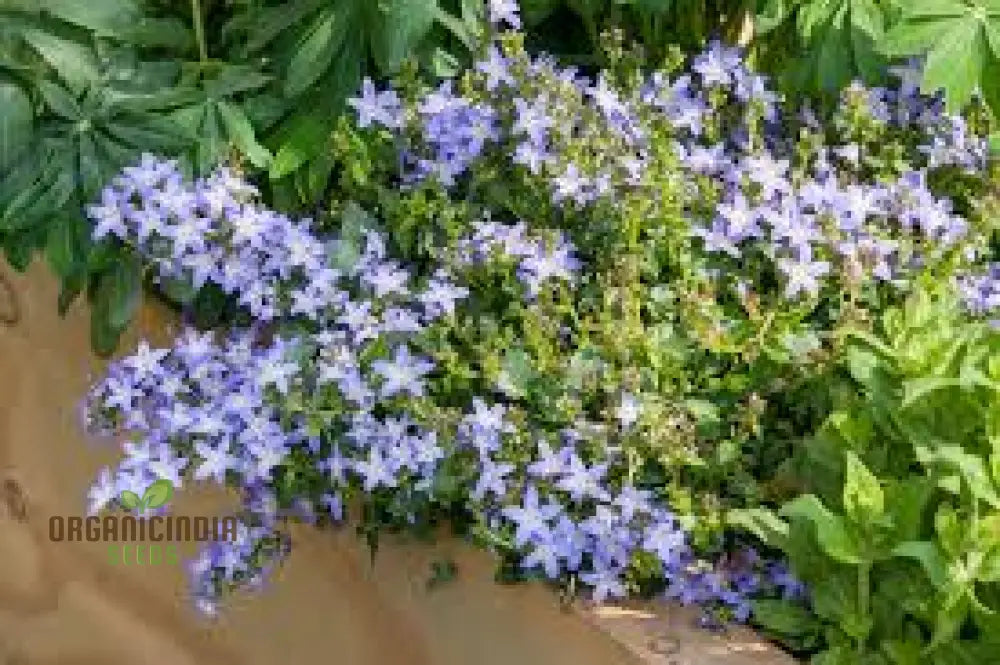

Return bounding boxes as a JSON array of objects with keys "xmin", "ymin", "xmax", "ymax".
[
  {"xmin": 285, "ymin": 8, "xmax": 344, "ymax": 97},
  {"xmin": 0, "ymin": 78, "xmax": 32, "ymax": 170},
  {"xmin": 217, "ymin": 101, "xmax": 271, "ymax": 168},
  {"xmin": 203, "ymin": 65, "xmax": 273, "ymax": 99},
  {"xmin": 40, "ymin": 0, "xmax": 141, "ymax": 36},
  {"xmin": 921, "ymin": 16, "xmax": 987, "ymax": 111},
  {"xmin": 370, "ymin": 0, "xmax": 438, "ymax": 73},
  {"xmin": 21, "ymin": 28, "xmax": 99, "ymax": 92},
  {"xmin": 880, "ymin": 15, "xmax": 952, "ymax": 55},
  {"xmin": 35, "ymin": 79, "xmax": 82, "ymax": 121},
  {"xmin": 269, "ymin": 112, "xmax": 328, "ymax": 179}
]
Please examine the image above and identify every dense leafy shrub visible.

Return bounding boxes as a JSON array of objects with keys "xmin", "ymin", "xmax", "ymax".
[{"xmin": 740, "ymin": 285, "xmax": 1000, "ymax": 663}]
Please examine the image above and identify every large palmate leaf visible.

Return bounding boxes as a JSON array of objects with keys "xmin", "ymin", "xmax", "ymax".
[
  {"xmin": 882, "ymin": 0, "xmax": 1000, "ymax": 113},
  {"xmin": 792, "ymin": 0, "xmax": 889, "ymax": 91},
  {"xmin": 0, "ymin": 75, "xmax": 188, "ymax": 352},
  {"xmin": 164, "ymin": 63, "xmax": 276, "ymax": 174},
  {"xmin": 226, "ymin": 0, "xmax": 472, "ymax": 183}
]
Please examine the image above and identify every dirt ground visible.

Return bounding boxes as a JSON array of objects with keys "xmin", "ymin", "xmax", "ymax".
[{"xmin": 0, "ymin": 259, "xmax": 796, "ymax": 665}]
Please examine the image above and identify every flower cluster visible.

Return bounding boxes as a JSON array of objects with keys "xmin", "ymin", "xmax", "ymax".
[{"xmin": 82, "ymin": 2, "xmax": 998, "ymax": 628}]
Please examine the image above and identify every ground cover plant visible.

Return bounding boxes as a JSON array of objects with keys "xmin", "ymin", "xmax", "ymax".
[
  {"xmin": 72, "ymin": 2, "xmax": 1000, "ymax": 663},
  {"xmin": 3, "ymin": 0, "xmax": 998, "ymax": 662}
]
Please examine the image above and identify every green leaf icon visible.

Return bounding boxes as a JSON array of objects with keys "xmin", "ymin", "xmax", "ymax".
[
  {"xmin": 119, "ymin": 490, "xmax": 141, "ymax": 511},
  {"xmin": 141, "ymin": 479, "xmax": 174, "ymax": 509}
]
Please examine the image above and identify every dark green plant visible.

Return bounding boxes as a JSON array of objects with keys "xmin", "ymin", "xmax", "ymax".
[{"xmin": 0, "ymin": 0, "xmax": 480, "ymax": 353}]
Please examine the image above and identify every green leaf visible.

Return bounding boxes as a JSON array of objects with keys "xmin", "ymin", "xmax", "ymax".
[
  {"xmin": 40, "ymin": 0, "xmax": 142, "ymax": 36},
  {"xmin": 881, "ymin": 16, "xmax": 952, "ymax": 55},
  {"xmin": 498, "ymin": 348, "xmax": 536, "ymax": 398},
  {"xmin": 231, "ymin": 0, "xmax": 326, "ymax": 54},
  {"xmin": 885, "ymin": 476, "xmax": 933, "ymax": 542},
  {"xmin": 96, "ymin": 254, "xmax": 142, "ymax": 331},
  {"xmin": 815, "ymin": 2, "xmax": 853, "ymax": 90},
  {"xmin": 781, "ymin": 495, "xmax": 862, "ymax": 564},
  {"xmin": 157, "ymin": 276, "xmax": 197, "ymax": 305},
  {"xmin": 35, "ymin": 79, "xmax": 82, "ymax": 121},
  {"xmin": 982, "ymin": 51, "xmax": 1000, "ymax": 119},
  {"xmin": 727, "ymin": 507, "xmax": 790, "ymax": 545},
  {"xmin": 916, "ymin": 445, "xmax": 1000, "ymax": 508},
  {"xmin": 21, "ymin": 29, "xmax": 99, "ymax": 93},
  {"xmin": 901, "ymin": 377, "xmax": 964, "ymax": 408},
  {"xmin": 45, "ymin": 215, "xmax": 88, "ymax": 279},
  {"xmin": 811, "ymin": 646, "xmax": 856, "ymax": 665},
  {"xmin": 56, "ymin": 271, "xmax": 84, "ymax": 315},
  {"xmin": 269, "ymin": 113, "xmax": 328, "ymax": 179},
  {"xmin": 843, "ymin": 451, "xmax": 885, "ymax": 522},
  {"xmin": 892, "ymin": 540, "xmax": 948, "ymax": 589},
  {"xmin": 217, "ymin": 101, "xmax": 272, "ymax": 168},
  {"xmin": 751, "ymin": 599, "xmax": 821, "ymax": 636},
  {"xmin": 118, "ymin": 490, "xmax": 141, "ymax": 510},
  {"xmin": 809, "ymin": 571, "xmax": 856, "ymax": 622},
  {"xmin": 434, "ymin": 6, "xmax": 476, "ymax": 50},
  {"xmin": 202, "ymin": 65, "xmax": 273, "ymax": 99},
  {"xmin": 0, "ymin": 78, "xmax": 32, "ymax": 170},
  {"xmin": 369, "ymin": 0, "xmax": 438, "ymax": 73},
  {"xmin": 285, "ymin": 8, "xmax": 345, "ymax": 97},
  {"xmin": 929, "ymin": 591, "xmax": 970, "ymax": 651},
  {"xmin": 755, "ymin": 0, "xmax": 794, "ymax": 34},
  {"xmin": 849, "ymin": 0, "xmax": 885, "ymax": 82},
  {"xmin": 904, "ymin": 0, "xmax": 970, "ymax": 20},
  {"xmin": 117, "ymin": 18, "xmax": 194, "ymax": 49},
  {"xmin": 923, "ymin": 17, "xmax": 987, "ymax": 111},
  {"xmin": 141, "ymin": 479, "xmax": 173, "ymax": 509}
]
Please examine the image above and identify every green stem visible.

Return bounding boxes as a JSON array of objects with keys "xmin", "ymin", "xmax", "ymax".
[
  {"xmin": 857, "ymin": 561, "xmax": 871, "ymax": 656},
  {"xmin": 190, "ymin": 0, "xmax": 209, "ymax": 64}
]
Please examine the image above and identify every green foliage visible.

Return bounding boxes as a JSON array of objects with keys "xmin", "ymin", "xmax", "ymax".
[
  {"xmin": 7, "ymin": 0, "xmax": 999, "ymax": 356},
  {"xmin": 754, "ymin": 0, "xmax": 891, "ymax": 91},
  {"xmin": 734, "ymin": 284, "xmax": 1000, "ymax": 662},
  {"xmin": 881, "ymin": 0, "xmax": 1000, "ymax": 113},
  {"xmin": 0, "ymin": 0, "xmax": 479, "ymax": 353}
]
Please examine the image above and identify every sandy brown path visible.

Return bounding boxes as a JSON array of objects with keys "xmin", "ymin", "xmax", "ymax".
[{"xmin": 0, "ymin": 260, "xmax": 795, "ymax": 665}]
